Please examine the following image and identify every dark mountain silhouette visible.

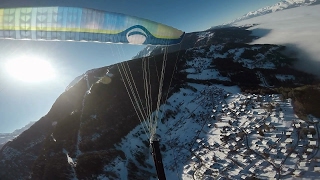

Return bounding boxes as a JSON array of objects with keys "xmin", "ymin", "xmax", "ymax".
[{"xmin": 0, "ymin": 25, "xmax": 318, "ymax": 179}]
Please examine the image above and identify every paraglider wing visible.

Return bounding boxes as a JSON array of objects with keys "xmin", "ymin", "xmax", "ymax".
[{"xmin": 0, "ymin": 7, "xmax": 184, "ymax": 45}]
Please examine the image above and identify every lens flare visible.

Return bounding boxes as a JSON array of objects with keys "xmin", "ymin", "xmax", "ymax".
[{"xmin": 6, "ymin": 56, "xmax": 56, "ymax": 83}]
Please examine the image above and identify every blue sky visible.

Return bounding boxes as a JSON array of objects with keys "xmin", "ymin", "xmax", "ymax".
[{"xmin": 0, "ymin": 0, "xmax": 280, "ymax": 133}]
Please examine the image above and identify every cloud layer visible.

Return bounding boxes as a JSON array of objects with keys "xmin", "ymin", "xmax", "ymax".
[{"xmin": 235, "ymin": 5, "xmax": 320, "ymax": 77}]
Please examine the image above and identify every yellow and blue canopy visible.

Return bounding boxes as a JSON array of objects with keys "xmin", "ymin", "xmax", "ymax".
[{"xmin": 0, "ymin": 7, "xmax": 184, "ymax": 45}]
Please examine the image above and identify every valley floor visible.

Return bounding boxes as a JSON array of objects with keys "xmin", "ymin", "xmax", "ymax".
[{"xmin": 101, "ymin": 83, "xmax": 320, "ymax": 180}]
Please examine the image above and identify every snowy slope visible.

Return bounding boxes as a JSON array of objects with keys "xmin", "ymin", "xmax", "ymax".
[
  {"xmin": 95, "ymin": 43, "xmax": 319, "ymax": 179},
  {"xmin": 1, "ymin": 14, "xmax": 319, "ymax": 179},
  {"xmin": 103, "ymin": 81, "xmax": 320, "ymax": 179}
]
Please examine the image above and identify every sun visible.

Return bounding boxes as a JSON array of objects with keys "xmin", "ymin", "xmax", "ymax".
[{"xmin": 6, "ymin": 56, "xmax": 56, "ymax": 83}]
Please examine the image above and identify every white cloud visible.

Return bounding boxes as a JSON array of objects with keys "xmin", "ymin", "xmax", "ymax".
[{"xmin": 235, "ymin": 4, "xmax": 320, "ymax": 76}]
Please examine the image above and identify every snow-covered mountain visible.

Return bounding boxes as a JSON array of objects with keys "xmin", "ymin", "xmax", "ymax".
[
  {"xmin": 0, "ymin": 23, "xmax": 319, "ymax": 179},
  {"xmin": 220, "ymin": 0, "xmax": 319, "ymax": 25},
  {"xmin": 1, "ymin": 4, "xmax": 320, "ymax": 179},
  {"xmin": 234, "ymin": 4, "xmax": 320, "ymax": 77},
  {"xmin": 0, "ymin": 121, "xmax": 35, "ymax": 150}
]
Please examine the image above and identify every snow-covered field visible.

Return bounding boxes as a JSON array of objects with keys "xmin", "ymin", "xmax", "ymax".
[
  {"xmin": 91, "ymin": 21, "xmax": 320, "ymax": 178},
  {"xmin": 96, "ymin": 82, "xmax": 320, "ymax": 179},
  {"xmin": 234, "ymin": 4, "xmax": 320, "ymax": 76},
  {"xmin": 39, "ymin": 4, "xmax": 320, "ymax": 179}
]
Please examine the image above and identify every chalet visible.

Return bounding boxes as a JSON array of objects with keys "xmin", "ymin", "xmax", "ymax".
[
  {"xmin": 243, "ymin": 158, "xmax": 250, "ymax": 164},
  {"xmin": 206, "ymin": 161, "xmax": 213, "ymax": 168},
  {"xmin": 282, "ymin": 167, "xmax": 289, "ymax": 172},
  {"xmin": 256, "ymin": 160, "xmax": 263, "ymax": 166},
  {"xmin": 275, "ymin": 159, "xmax": 282, "ymax": 164},
  {"xmin": 266, "ymin": 166, "xmax": 273, "ymax": 172},
  {"xmin": 231, "ymin": 142, "xmax": 237, "ymax": 146},
  {"xmin": 233, "ymin": 168, "xmax": 240, "ymax": 174},
  {"xmin": 252, "ymin": 139, "xmax": 258, "ymax": 145},
  {"xmin": 314, "ymin": 166, "xmax": 320, "ymax": 172},
  {"xmin": 294, "ymin": 123, "xmax": 301, "ymax": 128},
  {"xmin": 258, "ymin": 147, "xmax": 265, "ymax": 153},
  {"xmin": 235, "ymin": 137, "xmax": 241, "ymax": 142},
  {"xmin": 290, "ymin": 153, "xmax": 297, "ymax": 158},
  {"xmin": 270, "ymin": 149, "xmax": 277, "ymax": 154},
  {"xmin": 223, "ymin": 161, "xmax": 230, "ymax": 168},
  {"xmin": 279, "ymin": 142, "xmax": 287, "ymax": 148},
  {"xmin": 262, "ymin": 140, "xmax": 269, "ymax": 145},
  {"xmin": 280, "ymin": 148, "xmax": 287, "ymax": 154},
  {"xmin": 310, "ymin": 141, "xmax": 317, "ymax": 146},
  {"xmin": 300, "ymin": 161, "xmax": 308, "ymax": 167},
  {"xmin": 307, "ymin": 148, "xmax": 313, "ymax": 153},
  {"xmin": 249, "ymin": 167, "xmax": 255, "ymax": 173},
  {"xmin": 194, "ymin": 163, "xmax": 201, "ymax": 169},
  {"xmin": 293, "ymin": 170, "xmax": 301, "ymax": 176},
  {"xmin": 285, "ymin": 138, "xmax": 293, "ymax": 143}
]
